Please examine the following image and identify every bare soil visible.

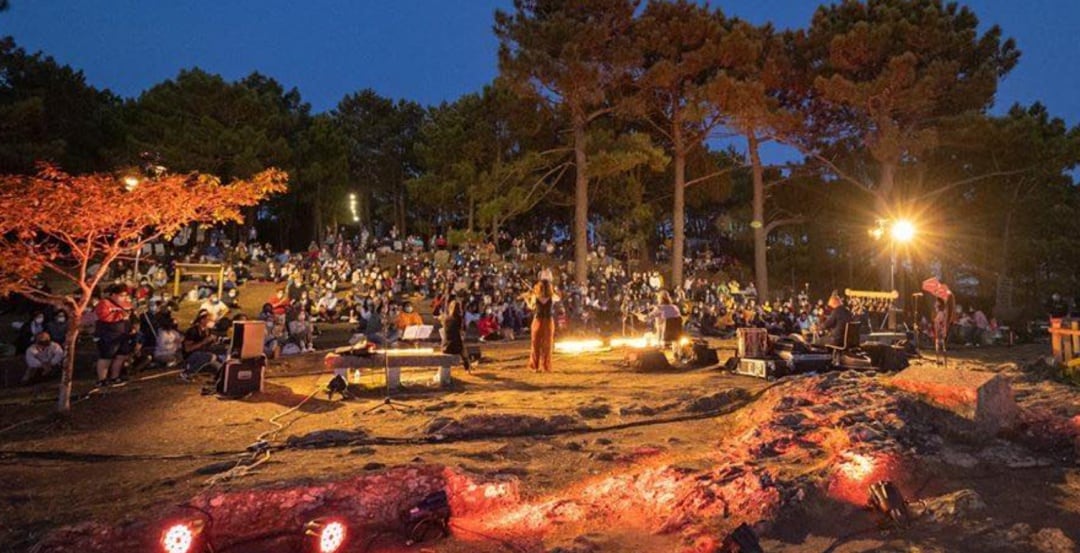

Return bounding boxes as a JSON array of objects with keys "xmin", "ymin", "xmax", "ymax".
[{"xmin": 1, "ymin": 285, "xmax": 1078, "ymax": 553}]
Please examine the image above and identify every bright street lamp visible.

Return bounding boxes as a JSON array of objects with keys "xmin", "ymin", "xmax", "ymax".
[
  {"xmin": 870, "ymin": 218, "xmax": 917, "ymax": 330},
  {"xmin": 890, "ymin": 219, "xmax": 916, "ymax": 243}
]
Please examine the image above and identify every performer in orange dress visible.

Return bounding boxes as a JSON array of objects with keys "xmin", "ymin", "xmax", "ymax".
[{"xmin": 525, "ymin": 270, "xmax": 560, "ymax": 372}]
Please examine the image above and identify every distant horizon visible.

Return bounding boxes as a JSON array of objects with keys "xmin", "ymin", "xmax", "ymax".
[{"xmin": 3, "ymin": 0, "xmax": 1078, "ymax": 128}]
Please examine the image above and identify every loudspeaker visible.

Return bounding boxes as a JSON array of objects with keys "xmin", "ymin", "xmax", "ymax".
[
  {"xmin": 217, "ymin": 356, "xmax": 266, "ymax": 397},
  {"xmin": 690, "ymin": 341, "xmax": 718, "ymax": 366},
  {"xmin": 861, "ymin": 343, "xmax": 910, "ymax": 372},
  {"xmin": 230, "ymin": 321, "xmax": 266, "ymax": 360},
  {"xmin": 627, "ymin": 349, "xmax": 671, "ymax": 372},
  {"xmin": 467, "ymin": 346, "xmax": 482, "ymax": 362}
]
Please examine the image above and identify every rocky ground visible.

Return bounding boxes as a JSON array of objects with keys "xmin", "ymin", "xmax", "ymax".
[{"xmin": 1, "ymin": 289, "xmax": 1079, "ymax": 552}]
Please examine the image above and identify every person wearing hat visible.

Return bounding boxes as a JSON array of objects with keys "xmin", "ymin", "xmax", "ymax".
[
  {"xmin": 22, "ymin": 331, "xmax": 64, "ymax": 385},
  {"xmin": 526, "ymin": 270, "xmax": 560, "ymax": 372}
]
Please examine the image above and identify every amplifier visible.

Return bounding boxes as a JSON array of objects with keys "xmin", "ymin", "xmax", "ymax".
[
  {"xmin": 218, "ymin": 356, "xmax": 265, "ymax": 397},
  {"xmin": 734, "ymin": 357, "xmax": 781, "ymax": 380}
]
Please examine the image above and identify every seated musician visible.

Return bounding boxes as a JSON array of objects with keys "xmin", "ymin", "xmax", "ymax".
[
  {"xmin": 818, "ymin": 293, "xmax": 852, "ymax": 347},
  {"xmin": 636, "ymin": 291, "xmax": 682, "ymax": 343}
]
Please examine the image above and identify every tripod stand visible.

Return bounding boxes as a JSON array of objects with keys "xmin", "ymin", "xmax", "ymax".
[{"xmin": 363, "ymin": 347, "xmax": 413, "ymax": 414}]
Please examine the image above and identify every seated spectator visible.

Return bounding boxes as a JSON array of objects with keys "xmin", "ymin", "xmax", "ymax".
[
  {"xmin": 154, "ymin": 319, "xmax": 183, "ymax": 367},
  {"xmin": 394, "ymin": 302, "xmax": 423, "ymax": 333},
  {"xmin": 287, "ymin": 311, "xmax": 315, "ymax": 352},
  {"xmin": 268, "ymin": 288, "xmax": 291, "ymax": 316},
  {"xmin": 180, "ymin": 311, "xmax": 223, "ymax": 380},
  {"xmin": 23, "ymin": 332, "xmax": 64, "ymax": 385},
  {"xmin": 199, "ymin": 293, "xmax": 231, "ymax": 331},
  {"xmin": 46, "ymin": 311, "xmax": 69, "ymax": 344},
  {"xmin": 316, "ymin": 290, "xmax": 340, "ymax": 322},
  {"xmin": 477, "ymin": 309, "xmax": 500, "ymax": 341}
]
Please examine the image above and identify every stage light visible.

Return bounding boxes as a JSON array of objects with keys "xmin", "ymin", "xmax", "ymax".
[
  {"xmin": 719, "ymin": 522, "xmax": 763, "ymax": 553},
  {"xmin": 161, "ymin": 520, "xmax": 205, "ymax": 553},
  {"xmin": 402, "ymin": 491, "xmax": 450, "ymax": 545},
  {"xmin": 305, "ymin": 518, "xmax": 347, "ymax": 553},
  {"xmin": 890, "ymin": 219, "xmax": 915, "ymax": 243},
  {"xmin": 867, "ymin": 480, "xmax": 910, "ymax": 525},
  {"xmin": 554, "ymin": 339, "xmax": 605, "ymax": 354}
]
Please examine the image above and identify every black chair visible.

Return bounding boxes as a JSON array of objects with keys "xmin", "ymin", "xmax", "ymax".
[
  {"xmin": 661, "ymin": 317, "xmax": 686, "ymax": 361},
  {"xmin": 825, "ymin": 322, "xmax": 860, "ymax": 360}
]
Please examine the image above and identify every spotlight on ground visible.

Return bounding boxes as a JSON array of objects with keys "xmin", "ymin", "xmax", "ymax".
[
  {"xmin": 160, "ymin": 520, "xmax": 205, "ymax": 553},
  {"xmin": 305, "ymin": 518, "xmax": 348, "ymax": 553},
  {"xmin": 719, "ymin": 522, "xmax": 763, "ymax": 553},
  {"xmin": 401, "ymin": 490, "xmax": 451, "ymax": 545},
  {"xmin": 867, "ymin": 480, "xmax": 910, "ymax": 525}
]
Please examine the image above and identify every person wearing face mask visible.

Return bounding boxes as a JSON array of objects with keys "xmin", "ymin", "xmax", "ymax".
[
  {"xmin": 46, "ymin": 311, "xmax": 69, "ymax": 344},
  {"xmin": 199, "ymin": 294, "xmax": 230, "ymax": 329},
  {"xmin": 394, "ymin": 302, "xmax": 423, "ymax": 333},
  {"xmin": 179, "ymin": 310, "xmax": 223, "ymax": 381},
  {"xmin": 23, "ymin": 332, "xmax": 64, "ymax": 385},
  {"xmin": 15, "ymin": 311, "xmax": 48, "ymax": 354},
  {"xmin": 288, "ymin": 310, "xmax": 316, "ymax": 352}
]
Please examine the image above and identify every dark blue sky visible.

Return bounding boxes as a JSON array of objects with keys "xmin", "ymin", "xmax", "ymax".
[{"xmin": 3, "ymin": 1, "xmax": 1078, "ymax": 122}]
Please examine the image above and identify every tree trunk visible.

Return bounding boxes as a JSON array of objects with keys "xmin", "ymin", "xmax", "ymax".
[
  {"xmin": 572, "ymin": 116, "xmax": 589, "ymax": 287},
  {"xmin": 313, "ymin": 181, "xmax": 324, "ymax": 245},
  {"xmin": 468, "ymin": 190, "xmax": 476, "ymax": 234},
  {"xmin": 875, "ymin": 161, "xmax": 897, "ymax": 290},
  {"xmin": 58, "ymin": 310, "xmax": 79, "ymax": 413},
  {"xmin": 671, "ymin": 124, "xmax": 686, "ymax": 289},
  {"xmin": 994, "ymin": 209, "xmax": 1014, "ymax": 317},
  {"xmin": 749, "ymin": 133, "xmax": 768, "ymax": 300}
]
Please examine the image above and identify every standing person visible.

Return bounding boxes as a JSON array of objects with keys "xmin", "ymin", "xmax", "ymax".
[
  {"xmin": 440, "ymin": 287, "xmax": 471, "ymax": 373},
  {"xmin": 93, "ymin": 285, "xmax": 134, "ymax": 387},
  {"xmin": 526, "ymin": 270, "xmax": 560, "ymax": 373}
]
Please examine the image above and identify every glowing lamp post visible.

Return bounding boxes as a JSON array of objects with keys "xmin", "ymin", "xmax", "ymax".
[{"xmin": 870, "ymin": 219, "xmax": 916, "ymax": 330}]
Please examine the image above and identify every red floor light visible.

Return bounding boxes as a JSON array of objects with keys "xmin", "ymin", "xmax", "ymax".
[
  {"xmin": 161, "ymin": 520, "xmax": 205, "ymax": 553},
  {"xmin": 305, "ymin": 518, "xmax": 347, "ymax": 553}
]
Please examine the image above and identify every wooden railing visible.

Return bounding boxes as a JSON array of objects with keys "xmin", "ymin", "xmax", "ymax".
[{"xmin": 1049, "ymin": 319, "xmax": 1080, "ymax": 367}]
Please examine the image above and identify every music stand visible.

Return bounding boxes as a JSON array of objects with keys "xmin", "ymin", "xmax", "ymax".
[
  {"xmin": 402, "ymin": 325, "xmax": 435, "ymax": 345},
  {"xmin": 364, "ymin": 342, "xmax": 415, "ymax": 415}
]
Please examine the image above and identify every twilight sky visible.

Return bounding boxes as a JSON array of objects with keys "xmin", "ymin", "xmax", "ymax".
[{"xmin": 3, "ymin": 1, "xmax": 1077, "ymax": 122}]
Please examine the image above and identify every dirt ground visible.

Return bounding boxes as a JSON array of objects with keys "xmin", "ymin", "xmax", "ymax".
[{"xmin": 1, "ymin": 284, "xmax": 1079, "ymax": 553}]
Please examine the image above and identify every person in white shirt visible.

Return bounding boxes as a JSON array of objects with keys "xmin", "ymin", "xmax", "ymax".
[
  {"xmin": 23, "ymin": 332, "xmax": 64, "ymax": 384},
  {"xmin": 316, "ymin": 290, "xmax": 340, "ymax": 321},
  {"xmin": 288, "ymin": 311, "xmax": 315, "ymax": 352},
  {"xmin": 153, "ymin": 320, "xmax": 184, "ymax": 367},
  {"xmin": 199, "ymin": 294, "xmax": 230, "ymax": 329}
]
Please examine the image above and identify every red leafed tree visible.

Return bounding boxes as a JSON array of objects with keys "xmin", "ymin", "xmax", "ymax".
[{"xmin": 0, "ymin": 164, "xmax": 288, "ymax": 412}]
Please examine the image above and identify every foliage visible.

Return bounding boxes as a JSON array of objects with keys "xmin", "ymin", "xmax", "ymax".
[
  {"xmin": 333, "ymin": 89, "xmax": 424, "ymax": 233},
  {"xmin": 0, "ymin": 37, "xmax": 124, "ymax": 174},
  {"xmin": 0, "ymin": 165, "xmax": 287, "ymax": 411}
]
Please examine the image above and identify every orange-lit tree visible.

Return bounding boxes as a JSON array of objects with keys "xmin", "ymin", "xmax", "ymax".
[{"xmin": 0, "ymin": 165, "xmax": 287, "ymax": 412}]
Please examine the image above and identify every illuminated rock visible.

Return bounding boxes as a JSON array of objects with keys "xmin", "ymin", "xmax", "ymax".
[{"xmin": 891, "ymin": 364, "xmax": 1018, "ymax": 440}]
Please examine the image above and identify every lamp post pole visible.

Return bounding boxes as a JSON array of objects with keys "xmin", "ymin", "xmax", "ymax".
[{"xmin": 889, "ymin": 240, "xmax": 897, "ymax": 330}]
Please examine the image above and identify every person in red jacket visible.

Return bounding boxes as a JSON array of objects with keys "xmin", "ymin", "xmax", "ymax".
[
  {"xmin": 268, "ymin": 288, "xmax": 291, "ymax": 316},
  {"xmin": 93, "ymin": 284, "xmax": 134, "ymax": 387},
  {"xmin": 477, "ymin": 310, "xmax": 499, "ymax": 342}
]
